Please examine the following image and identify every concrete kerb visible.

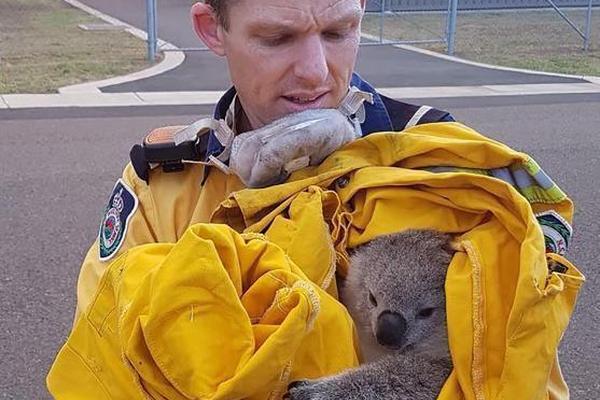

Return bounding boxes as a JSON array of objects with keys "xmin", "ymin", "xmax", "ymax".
[
  {"xmin": 58, "ymin": 0, "xmax": 185, "ymax": 94},
  {"xmin": 3, "ymin": 83, "xmax": 600, "ymax": 109},
  {"xmin": 359, "ymin": 32, "xmax": 600, "ymax": 84}
]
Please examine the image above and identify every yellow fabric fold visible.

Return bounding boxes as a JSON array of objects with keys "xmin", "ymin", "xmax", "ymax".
[{"xmin": 48, "ymin": 224, "xmax": 358, "ymax": 399}]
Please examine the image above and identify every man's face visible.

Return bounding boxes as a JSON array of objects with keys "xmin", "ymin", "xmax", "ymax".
[{"xmin": 220, "ymin": 0, "xmax": 364, "ymax": 129}]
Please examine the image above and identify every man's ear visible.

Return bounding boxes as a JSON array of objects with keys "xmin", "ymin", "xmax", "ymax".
[{"xmin": 191, "ymin": 2, "xmax": 225, "ymax": 56}]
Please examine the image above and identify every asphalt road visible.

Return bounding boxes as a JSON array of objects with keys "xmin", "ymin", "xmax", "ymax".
[
  {"xmin": 0, "ymin": 92, "xmax": 598, "ymax": 399},
  {"xmin": 103, "ymin": 44, "xmax": 586, "ymax": 93}
]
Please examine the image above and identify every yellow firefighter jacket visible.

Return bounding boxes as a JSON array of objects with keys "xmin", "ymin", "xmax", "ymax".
[{"xmin": 48, "ymin": 122, "xmax": 584, "ymax": 400}]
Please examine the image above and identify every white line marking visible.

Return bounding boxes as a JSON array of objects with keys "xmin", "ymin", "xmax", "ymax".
[
  {"xmin": 135, "ymin": 91, "xmax": 226, "ymax": 105},
  {"xmin": 2, "ymin": 93, "xmax": 144, "ymax": 108},
  {"xmin": 378, "ymin": 82, "xmax": 600, "ymax": 99}
]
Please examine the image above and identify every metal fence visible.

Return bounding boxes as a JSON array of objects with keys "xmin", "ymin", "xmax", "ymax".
[
  {"xmin": 365, "ymin": 0, "xmax": 599, "ymax": 12},
  {"xmin": 364, "ymin": 0, "xmax": 595, "ymax": 53},
  {"xmin": 361, "ymin": 0, "xmax": 458, "ymax": 53},
  {"xmin": 145, "ymin": 0, "xmax": 596, "ymax": 60}
]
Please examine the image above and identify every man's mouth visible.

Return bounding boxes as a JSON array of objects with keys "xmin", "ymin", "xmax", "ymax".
[
  {"xmin": 285, "ymin": 95, "xmax": 321, "ymax": 104},
  {"xmin": 282, "ymin": 92, "xmax": 328, "ymax": 107}
]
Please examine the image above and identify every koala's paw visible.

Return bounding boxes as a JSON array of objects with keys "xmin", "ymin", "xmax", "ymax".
[{"xmin": 284, "ymin": 379, "xmax": 337, "ymax": 400}]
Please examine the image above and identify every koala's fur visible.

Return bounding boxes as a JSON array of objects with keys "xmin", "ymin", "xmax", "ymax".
[{"xmin": 285, "ymin": 230, "xmax": 454, "ymax": 400}]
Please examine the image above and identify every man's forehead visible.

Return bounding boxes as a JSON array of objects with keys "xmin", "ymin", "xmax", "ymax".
[{"xmin": 230, "ymin": 0, "xmax": 363, "ymax": 27}]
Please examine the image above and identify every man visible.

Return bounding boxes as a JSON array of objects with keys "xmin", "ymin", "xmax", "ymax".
[
  {"xmin": 74, "ymin": 0, "xmax": 453, "ymax": 323},
  {"xmin": 58, "ymin": 2, "xmax": 573, "ymax": 399}
]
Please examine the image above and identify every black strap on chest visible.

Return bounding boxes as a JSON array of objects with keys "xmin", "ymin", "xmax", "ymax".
[{"xmin": 129, "ymin": 127, "xmax": 210, "ymax": 183}]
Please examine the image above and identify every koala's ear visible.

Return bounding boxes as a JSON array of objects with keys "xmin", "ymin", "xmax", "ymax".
[{"xmin": 442, "ymin": 236, "xmax": 463, "ymax": 255}]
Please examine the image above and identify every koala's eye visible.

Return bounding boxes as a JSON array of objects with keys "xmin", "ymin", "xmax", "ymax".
[
  {"xmin": 368, "ymin": 291, "xmax": 377, "ymax": 306},
  {"xmin": 417, "ymin": 308, "xmax": 435, "ymax": 319}
]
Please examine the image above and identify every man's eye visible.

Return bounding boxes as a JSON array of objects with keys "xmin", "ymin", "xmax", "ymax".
[
  {"xmin": 323, "ymin": 31, "xmax": 346, "ymax": 41},
  {"xmin": 261, "ymin": 35, "xmax": 291, "ymax": 47}
]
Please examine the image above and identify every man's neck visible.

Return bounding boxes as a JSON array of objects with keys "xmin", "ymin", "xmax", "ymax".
[{"xmin": 233, "ymin": 96, "xmax": 253, "ymax": 134}]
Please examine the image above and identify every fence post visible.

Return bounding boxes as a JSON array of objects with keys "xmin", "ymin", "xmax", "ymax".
[
  {"xmin": 146, "ymin": 0, "xmax": 158, "ymax": 62},
  {"xmin": 379, "ymin": 0, "xmax": 385, "ymax": 43},
  {"xmin": 447, "ymin": 0, "xmax": 458, "ymax": 55},
  {"xmin": 584, "ymin": 0, "xmax": 593, "ymax": 51}
]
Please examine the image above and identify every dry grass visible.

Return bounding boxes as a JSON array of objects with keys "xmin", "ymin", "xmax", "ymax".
[
  {"xmin": 362, "ymin": 8, "xmax": 600, "ymax": 77},
  {"xmin": 0, "ymin": 0, "xmax": 152, "ymax": 94}
]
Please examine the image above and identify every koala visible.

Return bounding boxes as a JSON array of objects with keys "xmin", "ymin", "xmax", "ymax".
[{"xmin": 285, "ymin": 230, "xmax": 455, "ymax": 400}]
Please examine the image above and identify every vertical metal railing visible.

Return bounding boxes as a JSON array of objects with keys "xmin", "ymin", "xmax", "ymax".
[
  {"xmin": 146, "ymin": 0, "xmax": 158, "ymax": 61},
  {"xmin": 446, "ymin": 0, "xmax": 459, "ymax": 55},
  {"xmin": 584, "ymin": 0, "xmax": 593, "ymax": 50},
  {"xmin": 379, "ymin": 0, "xmax": 386, "ymax": 43}
]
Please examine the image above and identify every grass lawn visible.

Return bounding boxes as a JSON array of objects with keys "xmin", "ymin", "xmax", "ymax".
[
  {"xmin": 0, "ymin": 0, "xmax": 152, "ymax": 94},
  {"xmin": 362, "ymin": 8, "xmax": 600, "ymax": 77}
]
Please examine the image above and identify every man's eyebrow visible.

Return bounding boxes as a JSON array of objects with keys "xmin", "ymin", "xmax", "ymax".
[
  {"xmin": 330, "ymin": 8, "xmax": 364, "ymax": 23},
  {"xmin": 248, "ymin": 10, "xmax": 362, "ymax": 34},
  {"xmin": 323, "ymin": 6, "xmax": 364, "ymax": 25},
  {"xmin": 325, "ymin": 13, "xmax": 362, "ymax": 29},
  {"xmin": 247, "ymin": 21, "xmax": 299, "ymax": 34}
]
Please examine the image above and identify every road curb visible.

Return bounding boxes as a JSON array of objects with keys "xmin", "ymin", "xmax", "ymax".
[
  {"xmin": 58, "ymin": 0, "xmax": 185, "ymax": 94},
  {"xmin": 2, "ymin": 83, "xmax": 600, "ymax": 109}
]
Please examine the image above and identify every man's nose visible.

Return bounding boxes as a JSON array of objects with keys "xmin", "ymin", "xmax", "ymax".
[
  {"xmin": 293, "ymin": 35, "xmax": 329, "ymax": 86},
  {"xmin": 376, "ymin": 311, "xmax": 407, "ymax": 347}
]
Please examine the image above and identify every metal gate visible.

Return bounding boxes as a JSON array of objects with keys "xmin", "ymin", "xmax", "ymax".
[{"xmin": 363, "ymin": 0, "xmax": 460, "ymax": 54}]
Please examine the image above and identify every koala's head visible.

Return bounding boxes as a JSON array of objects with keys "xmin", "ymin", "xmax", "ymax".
[{"xmin": 343, "ymin": 230, "xmax": 456, "ymax": 357}]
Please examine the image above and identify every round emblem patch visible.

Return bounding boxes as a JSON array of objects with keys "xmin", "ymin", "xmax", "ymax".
[
  {"xmin": 98, "ymin": 179, "xmax": 138, "ymax": 261},
  {"xmin": 101, "ymin": 208, "xmax": 122, "ymax": 250}
]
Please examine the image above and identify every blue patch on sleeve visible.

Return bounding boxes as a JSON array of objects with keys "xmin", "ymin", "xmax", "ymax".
[{"xmin": 98, "ymin": 179, "xmax": 139, "ymax": 261}]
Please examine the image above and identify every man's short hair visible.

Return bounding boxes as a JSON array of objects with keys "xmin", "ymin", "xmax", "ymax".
[{"xmin": 205, "ymin": 0, "xmax": 235, "ymax": 30}]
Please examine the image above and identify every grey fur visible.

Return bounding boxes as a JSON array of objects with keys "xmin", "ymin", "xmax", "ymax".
[{"xmin": 285, "ymin": 230, "xmax": 454, "ymax": 400}]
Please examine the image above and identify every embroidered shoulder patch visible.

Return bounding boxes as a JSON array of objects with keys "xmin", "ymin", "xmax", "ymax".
[
  {"xmin": 536, "ymin": 210, "xmax": 573, "ymax": 255},
  {"xmin": 98, "ymin": 179, "xmax": 139, "ymax": 261}
]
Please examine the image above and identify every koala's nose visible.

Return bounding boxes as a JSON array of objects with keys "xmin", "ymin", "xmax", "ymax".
[{"xmin": 376, "ymin": 311, "xmax": 407, "ymax": 347}]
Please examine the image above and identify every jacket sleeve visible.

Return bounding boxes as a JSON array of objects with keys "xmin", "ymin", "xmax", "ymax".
[{"xmin": 72, "ymin": 163, "xmax": 159, "ymax": 325}]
